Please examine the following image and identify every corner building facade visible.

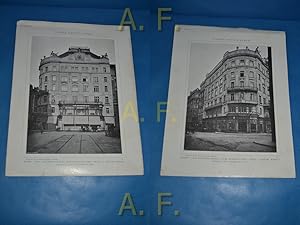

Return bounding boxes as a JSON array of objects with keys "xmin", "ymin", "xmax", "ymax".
[
  {"xmin": 38, "ymin": 47, "xmax": 116, "ymax": 131},
  {"xmin": 201, "ymin": 47, "xmax": 272, "ymax": 133}
]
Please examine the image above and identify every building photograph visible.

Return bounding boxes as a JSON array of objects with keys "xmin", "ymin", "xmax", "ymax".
[
  {"xmin": 26, "ymin": 36, "xmax": 121, "ymax": 154},
  {"xmin": 184, "ymin": 44, "xmax": 276, "ymax": 152}
]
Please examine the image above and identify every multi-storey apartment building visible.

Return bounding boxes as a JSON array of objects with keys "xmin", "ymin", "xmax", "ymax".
[
  {"xmin": 187, "ymin": 47, "xmax": 272, "ymax": 133},
  {"xmin": 28, "ymin": 85, "xmax": 50, "ymax": 131},
  {"xmin": 38, "ymin": 47, "xmax": 116, "ymax": 131},
  {"xmin": 186, "ymin": 82, "xmax": 205, "ymax": 132},
  {"xmin": 186, "ymin": 88, "xmax": 201, "ymax": 131}
]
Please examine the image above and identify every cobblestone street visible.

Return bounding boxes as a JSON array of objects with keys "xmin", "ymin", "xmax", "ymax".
[
  {"xmin": 184, "ymin": 132, "xmax": 276, "ymax": 152},
  {"xmin": 27, "ymin": 131, "xmax": 121, "ymax": 154}
]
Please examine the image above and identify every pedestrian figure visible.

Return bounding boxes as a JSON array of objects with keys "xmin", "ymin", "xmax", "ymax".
[{"xmin": 40, "ymin": 122, "xmax": 44, "ymax": 134}]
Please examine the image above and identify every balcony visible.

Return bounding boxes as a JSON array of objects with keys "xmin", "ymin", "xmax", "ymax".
[
  {"xmin": 58, "ymin": 100, "xmax": 103, "ymax": 105},
  {"xmin": 227, "ymin": 100, "xmax": 257, "ymax": 105},
  {"xmin": 227, "ymin": 86, "xmax": 258, "ymax": 92},
  {"xmin": 204, "ymin": 102, "xmax": 223, "ymax": 110}
]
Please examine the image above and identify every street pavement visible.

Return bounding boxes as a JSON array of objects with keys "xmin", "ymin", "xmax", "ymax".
[
  {"xmin": 185, "ymin": 132, "xmax": 276, "ymax": 152},
  {"xmin": 27, "ymin": 131, "xmax": 121, "ymax": 154}
]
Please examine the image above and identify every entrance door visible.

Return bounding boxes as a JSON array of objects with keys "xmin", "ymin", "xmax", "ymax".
[
  {"xmin": 238, "ymin": 121, "xmax": 247, "ymax": 132},
  {"xmin": 250, "ymin": 124, "xmax": 256, "ymax": 132}
]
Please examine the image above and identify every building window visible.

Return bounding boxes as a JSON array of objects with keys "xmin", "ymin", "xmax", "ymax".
[
  {"xmin": 250, "ymin": 93, "xmax": 253, "ymax": 101},
  {"xmin": 239, "ymin": 60, "xmax": 245, "ymax": 65},
  {"xmin": 250, "ymin": 81, "xmax": 254, "ymax": 87},
  {"xmin": 260, "ymin": 108, "xmax": 262, "ymax": 115},
  {"xmin": 249, "ymin": 71, "xmax": 254, "ymax": 78},
  {"xmin": 94, "ymin": 86, "xmax": 99, "ymax": 92},
  {"xmin": 258, "ymin": 63, "xmax": 261, "ymax": 70},
  {"xmin": 44, "ymin": 85, "xmax": 47, "ymax": 91},
  {"xmin": 82, "ymin": 77, "xmax": 87, "ymax": 82},
  {"xmin": 231, "ymin": 94, "xmax": 234, "ymax": 101},
  {"xmin": 223, "ymin": 95, "xmax": 226, "ymax": 102},
  {"xmin": 61, "ymin": 85, "xmax": 67, "ymax": 92},
  {"xmin": 106, "ymin": 108, "xmax": 109, "ymax": 113},
  {"xmin": 51, "ymin": 107, "xmax": 55, "ymax": 113},
  {"xmin": 259, "ymin": 95, "xmax": 262, "ymax": 104},
  {"xmin": 72, "ymin": 76, "xmax": 78, "ymax": 82},
  {"xmin": 259, "ymin": 83, "xmax": 261, "ymax": 91},
  {"xmin": 61, "ymin": 76, "xmax": 68, "ymax": 82},
  {"xmin": 83, "ymin": 85, "xmax": 88, "ymax": 92},
  {"xmin": 231, "ymin": 82, "xmax": 234, "ymax": 88},
  {"xmin": 52, "ymin": 85, "xmax": 56, "ymax": 91},
  {"xmin": 258, "ymin": 74, "xmax": 261, "ymax": 80},
  {"xmin": 96, "ymin": 67, "xmax": 98, "ymax": 72},
  {"xmin": 93, "ymin": 77, "xmax": 99, "ymax": 83},
  {"xmin": 45, "ymin": 67, "xmax": 48, "ymax": 72},
  {"xmin": 231, "ymin": 61, "xmax": 236, "ymax": 67},
  {"xmin": 52, "ymin": 75, "xmax": 56, "ymax": 81},
  {"xmin": 72, "ymin": 85, "xmax": 79, "ymax": 92},
  {"xmin": 104, "ymin": 77, "xmax": 107, "ymax": 82},
  {"xmin": 262, "ymin": 78, "xmax": 265, "ymax": 84},
  {"xmin": 94, "ymin": 96, "xmax": 100, "ymax": 103},
  {"xmin": 103, "ymin": 67, "xmax": 107, "ymax": 73},
  {"xmin": 73, "ymin": 96, "xmax": 78, "ymax": 102},
  {"xmin": 240, "ymin": 81, "xmax": 244, "ymax": 87},
  {"xmin": 249, "ymin": 60, "xmax": 254, "ymax": 66},
  {"xmin": 45, "ymin": 76, "xmax": 48, "ymax": 82},
  {"xmin": 240, "ymin": 71, "xmax": 244, "ymax": 77},
  {"xmin": 240, "ymin": 92, "xmax": 244, "ymax": 100},
  {"xmin": 84, "ymin": 96, "xmax": 88, "ymax": 103},
  {"xmin": 263, "ymin": 98, "xmax": 266, "ymax": 104},
  {"xmin": 43, "ymin": 95, "xmax": 47, "ymax": 103},
  {"xmin": 105, "ymin": 96, "xmax": 109, "ymax": 104},
  {"xmin": 231, "ymin": 72, "xmax": 235, "ymax": 79},
  {"xmin": 105, "ymin": 86, "xmax": 108, "ymax": 92},
  {"xmin": 263, "ymin": 86, "xmax": 265, "ymax": 94}
]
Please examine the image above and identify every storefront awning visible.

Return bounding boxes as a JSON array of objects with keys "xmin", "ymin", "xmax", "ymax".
[{"xmin": 105, "ymin": 116, "xmax": 115, "ymax": 125}]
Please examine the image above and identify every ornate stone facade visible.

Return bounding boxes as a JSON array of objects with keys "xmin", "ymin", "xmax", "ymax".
[
  {"xmin": 38, "ymin": 47, "xmax": 116, "ymax": 131},
  {"xmin": 186, "ymin": 47, "xmax": 273, "ymax": 133}
]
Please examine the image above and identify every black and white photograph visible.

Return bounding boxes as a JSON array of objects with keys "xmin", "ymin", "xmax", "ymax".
[
  {"xmin": 27, "ymin": 37, "xmax": 121, "ymax": 154},
  {"xmin": 161, "ymin": 25, "xmax": 295, "ymax": 178},
  {"xmin": 184, "ymin": 44, "xmax": 276, "ymax": 152},
  {"xmin": 6, "ymin": 21, "xmax": 143, "ymax": 176}
]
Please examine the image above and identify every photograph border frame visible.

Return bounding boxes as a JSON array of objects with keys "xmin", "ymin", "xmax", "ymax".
[
  {"xmin": 5, "ymin": 20, "xmax": 144, "ymax": 176},
  {"xmin": 161, "ymin": 25, "xmax": 295, "ymax": 178}
]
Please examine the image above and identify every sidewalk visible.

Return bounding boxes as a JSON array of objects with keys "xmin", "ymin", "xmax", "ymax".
[{"xmin": 253, "ymin": 140, "xmax": 276, "ymax": 148}]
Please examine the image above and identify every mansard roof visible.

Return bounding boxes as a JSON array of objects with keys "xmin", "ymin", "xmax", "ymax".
[
  {"xmin": 39, "ymin": 46, "xmax": 109, "ymax": 67},
  {"xmin": 58, "ymin": 47, "xmax": 107, "ymax": 59}
]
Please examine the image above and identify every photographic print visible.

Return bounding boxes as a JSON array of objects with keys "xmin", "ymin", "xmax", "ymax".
[
  {"xmin": 161, "ymin": 25, "xmax": 295, "ymax": 178},
  {"xmin": 27, "ymin": 37, "xmax": 121, "ymax": 154},
  {"xmin": 184, "ymin": 44, "xmax": 276, "ymax": 152},
  {"xmin": 6, "ymin": 21, "xmax": 143, "ymax": 176}
]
